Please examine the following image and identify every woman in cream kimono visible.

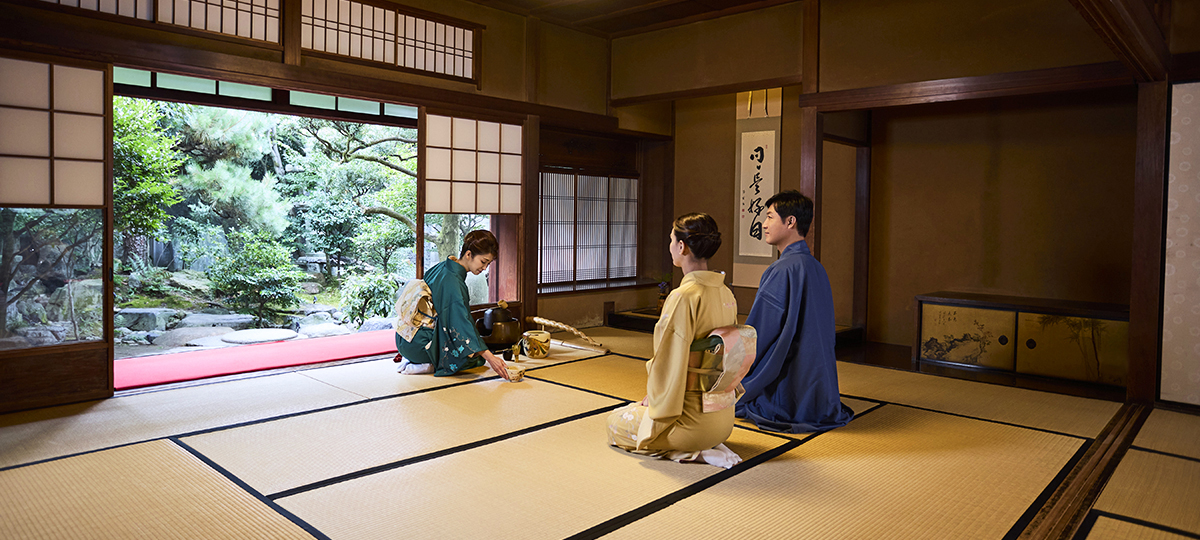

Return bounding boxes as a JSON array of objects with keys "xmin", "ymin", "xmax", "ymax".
[{"xmin": 606, "ymin": 213, "xmax": 742, "ymax": 468}]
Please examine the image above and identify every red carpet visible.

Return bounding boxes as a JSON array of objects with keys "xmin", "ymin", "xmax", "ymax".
[{"xmin": 114, "ymin": 330, "xmax": 398, "ymax": 390}]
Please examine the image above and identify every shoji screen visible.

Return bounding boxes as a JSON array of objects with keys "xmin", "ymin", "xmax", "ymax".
[
  {"xmin": 424, "ymin": 114, "xmax": 522, "ymax": 215},
  {"xmin": 0, "ymin": 57, "xmax": 107, "ymax": 206},
  {"xmin": 1161, "ymin": 81, "xmax": 1200, "ymax": 406}
]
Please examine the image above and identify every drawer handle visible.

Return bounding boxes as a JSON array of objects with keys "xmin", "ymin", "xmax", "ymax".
[
  {"xmin": 998, "ymin": 335, "xmax": 1008, "ymax": 345},
  {"xmin": 1026, "ymin": 339, "xmax": 1037, "ymax": 349}
]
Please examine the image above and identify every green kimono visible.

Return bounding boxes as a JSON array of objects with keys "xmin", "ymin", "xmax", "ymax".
[{"xmin": 395, "ymin": 257, "xmax": 488, "ymax": 376}]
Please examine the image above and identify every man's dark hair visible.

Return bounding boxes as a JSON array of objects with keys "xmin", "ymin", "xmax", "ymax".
[{"xmin": 765, "ymin": 190, "xmax": 814, "ymax": 236}]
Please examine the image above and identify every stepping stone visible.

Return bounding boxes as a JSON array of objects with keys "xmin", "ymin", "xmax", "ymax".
[
  {"xmin": 177, "ymin": 313, "xmax": 257, "ymax": 330},
  {"xmin": 154, "ymin": 326, "xmax": 235, "ymax": 347},
  {"xmin": 298, "ymin": 323, "xmax": 352, "ymax": 338},
  {"xmin": 221, "ymin": 328, "xmax": 299, "ymax": 344},
  {"xmin": 185, "ymin": 336, "xmax": 239, "ymax": 348}
]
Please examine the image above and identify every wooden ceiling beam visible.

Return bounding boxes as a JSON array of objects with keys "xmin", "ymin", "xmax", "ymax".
[
  {"xmin": 1069, "ymin": 0, "xmax": 1170, "ymax": 82},
  {"xmin": 795, "ymin": 62, "xmax": 1136, "ymax": 112},
  {"xmin": 573, "ymin": 0, "xmax": 689, "ymax": 26}
]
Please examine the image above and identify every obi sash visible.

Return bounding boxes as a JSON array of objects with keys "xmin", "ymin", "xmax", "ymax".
[
  {"xmin": 394, "ymin": 279, "xmax": 437, "ymax": 342},
  {"xmin": 686, "ymin": 325, "xmax": 758, "ymax": 413}
]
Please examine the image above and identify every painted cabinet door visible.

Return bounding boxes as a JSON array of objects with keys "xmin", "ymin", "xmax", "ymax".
[
  {"xmin": 1015, "ymin": 313, "xmax": 1128, "ymax": 386},
  {"xmin": 919, "ymin": 304, "xmax": 1016, "ymax": 370}
]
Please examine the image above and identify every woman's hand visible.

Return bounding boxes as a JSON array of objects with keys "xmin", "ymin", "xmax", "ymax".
[{"xmin": 479, "ymin": 349, "xmax": 512, "ymax": 381}]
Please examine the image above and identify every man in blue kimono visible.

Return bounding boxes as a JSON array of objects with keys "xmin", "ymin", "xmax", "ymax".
[{"xmin": 736, "ymin": 190, "xmax": 854, "ymax": 433}]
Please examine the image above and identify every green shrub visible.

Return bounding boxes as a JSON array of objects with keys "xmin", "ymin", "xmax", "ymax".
[
  {"xmin": 207, "ymin": 231, "xmax": 307, "ymax": 326},
  {"xmin": 339, "ymin": 271, "xmax": 399, "ymax": 326}
]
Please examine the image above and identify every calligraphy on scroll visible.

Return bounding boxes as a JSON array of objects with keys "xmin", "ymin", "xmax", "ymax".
[{"xmin": 739, "ymin": 130, "xmax": 776, "ymax": 257}]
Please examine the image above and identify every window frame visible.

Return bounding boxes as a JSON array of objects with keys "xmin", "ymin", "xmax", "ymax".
[{"xmin": 536, "ymin": 165, "xmax": 644, "ymax": 294}]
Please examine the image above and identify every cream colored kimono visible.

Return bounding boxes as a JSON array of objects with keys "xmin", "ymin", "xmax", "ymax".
[{"xmin": 607, "ymin": 270, "xmax": 738, "ymax": 459}]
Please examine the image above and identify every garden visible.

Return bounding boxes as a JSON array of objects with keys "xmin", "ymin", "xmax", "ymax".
[{"xmin": 0, "ymin": 97, "xmax": 488, "ymax": 358}]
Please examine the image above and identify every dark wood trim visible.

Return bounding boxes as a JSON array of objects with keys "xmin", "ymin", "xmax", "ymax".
[
  {"xmin": 822, "ymin": 132, "xmax": 867, "ymax": 147},
  {"xmin": 800, "ymin": 106, "xmax": 822, "ymax": 259},
  {"xmin": 415, "ymin": 107, "xmax": 427, "ymax": 278},
  {"xmin": 574, "ymin": 0, "xmax": 687, "ymax": 26},
  {"xmin": 795, "ymin": 62, "xmax": 1135, "ymax": 112},
  {"xmin": 364, "ymin": 0, "xmax": 485, "ymax": 31},
  {"xmin": 114, "ymin": 84, "xmax": 420, "ymax": 128},
  {"xmin": 852, "ymin": 145, "xmax": 870, "ymax": 329},
  {"xmin": 802, "ymin": 0, "xmax": 818, "ymax": 94},
  {"xmin": 607, "ymin": 0, "xmax": 801, "ymax": 39},
  {"xmin": 282, "ymin": 0, "xmax": 301, "ymax": 66},
  {"xmin": 914, "ymin": 291, "xmax": 1130, "ymax": 321},
  {"xmin": 0, "ymin": 3, "xmax": 621, "ymax": 134},
  {"xmin": 104, "ymin": 63, "xmax": 115, "ymax": 392},
  {"xmin": 610, "ymin": 75, "xmax": 805, "ymax": 108},
  {"xmin": 1069, "ymin": 0, "xmax": 1169, "ymax": 81},
  {"xmin": 1172, "ymin": 51, "xmax": 1200, "ymax": 82},
  {"xmin": 2, "ymin": 0, "xmax": 286, "ymax": 52},
  {"xmin": 1128, "ymin": 81, "xmax": 1169, "ymax": 404},
  {"xmin": 304, "ymin": 49, "xmax": 477, "ymax": 86},
  {"xmin": 521, "ymin": 114, "xmax": 541, "ymax": 323},
  {"xmin": 1016, "ymin": 403, "xmax": 1150, "ymax": 539}
]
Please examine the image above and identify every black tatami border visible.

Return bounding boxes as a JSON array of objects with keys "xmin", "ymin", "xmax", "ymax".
[
  {"xmin": 267, "ymin": 402, "xmax": 628, "ymax": 500},
  {"xmin": 1073, "ymin": 510, "xmax": 1200, "ymax": 540},
  {"xmin": 172, "ymin": 437, "xmax": 333, "ymax": 540},
  {"xmin": 0, "ymin": 351, "xmax": 610, "ymax": 473},
  {"xmin": 1128, "ymin": 445, "xmax": 1200, "ymax": 465}
]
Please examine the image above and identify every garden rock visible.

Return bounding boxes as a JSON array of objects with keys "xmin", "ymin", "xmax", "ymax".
[
  {"xmin": 124, "ymin": 331, "xmax": 151, "ymax": 344},
  {"xmin": 358, "ymin": 317, "xmax": 395, "ymax": 332},
  {"xmin": 299, "ymin": 282, "xmax": 322, "ymax": 295},
  {"xmin": 185, "ymin": 335, "xmax": 238, "ymax": 348},
  {"xmin": 154, "ymin": 326, "xmax": 235, "ymax": 347},
  {"xmin": 167, "ymin": 271, "xmax": 212, "ymax": 295},
  {"xmin": 296, "ymin": 303, "xmax": 337, "ymax": 315},
  {"xmin": 299, "ymin": 322, "xmax": 352, "ymax": 338},
  {"xmin": 147, "ymin": 330, "xmax": 163, "ymax": 344},
  {"xmin": 16, "ymin": 325, "xmax": 65, "ymax": 347},
  {"xmin": 292, "ymin": 312, "xmax": 332, "ymax": 331},
  {"xmin": 115, "ymin": 308, "xmax": 181, "ymax": 331},
  {"xmin": 297, "ymin": 255, "xmax": 325, "ymax": 273},
  {"xmin": 200, "ymin": 307, "xmax": 231, "ymax": 315},
  {"xmin": 221, "ymin": 328, "xmax": 298, "ymax": 344},
  {"xmin": 177, "ymin": 313, "xmax": 256, "ymax": 330},
  {"xmin": 0, "ymin": 336, "xmax": 32, "ymax": 350},
  {"xmin": 45, "ymin": 279, "xmax": 103, "ymax": 337}
]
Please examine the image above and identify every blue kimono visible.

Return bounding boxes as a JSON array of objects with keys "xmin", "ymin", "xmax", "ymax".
[
  {"xmin": 735, "ymin": 241, "xmax": 854, "ymax": 433},
  {"xmin": 395, "ymin": 258, "xmax": 488, "ymax": 376}
]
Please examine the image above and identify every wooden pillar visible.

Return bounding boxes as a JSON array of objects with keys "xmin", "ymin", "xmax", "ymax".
[
  {"xmin": 852, "ymin": 146, "xmax": 871, "ymax": 329},
  {"xmin": 1128, "ymin": 81, "xmax": 1169, "ymax": 404},
  {"xmin": 800, "ymin": 106, "xmax": 823, "ymax": 258},
  {"xmin": 521, "ymin": 114, "xmax": 541, "ymax": 323},
  {"xmin": 282, "ymin": 0, "xmax": 302, "ymax": 66}
]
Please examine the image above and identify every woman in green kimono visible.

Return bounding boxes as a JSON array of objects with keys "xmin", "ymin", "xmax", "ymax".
[
  {"xmin": 395, "ymin": 230, "xmax": 512, "ymax": 381},
  {"xmin": 606, "ymin": 213, "xmax": 742, "ymax": 468}
]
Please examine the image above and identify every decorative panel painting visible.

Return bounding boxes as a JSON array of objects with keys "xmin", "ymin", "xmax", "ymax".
[
  {"xmin": 423, "ymin": 114, "xmax": 522, "ymax": 215},
  {"xmin": 1016, "ymin": 313, "xmax": 1128, "ymax": 386},
  {"xmin": 1161, "ymin": 81, "xmax": 1200, "ymax": 405},
  {"xmin": 0, "ymin": 57, "xmax": 107, "ymax": 206},
  {"xmin": 919, "ymin": 304, "xmax": 1015, "ymax": 370}
]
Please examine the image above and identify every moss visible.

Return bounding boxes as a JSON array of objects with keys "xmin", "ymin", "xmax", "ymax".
[{"xmin": 119, "ymin": 294, "xmax": 205, "ymax": 311}]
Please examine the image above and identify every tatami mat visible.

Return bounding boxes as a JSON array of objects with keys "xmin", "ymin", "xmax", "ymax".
[
  {"xmin": 837, "ymin": 361, "xmax": 1121, "ymax": 437},
  {"xmin": 553, "ymin": 326, "xmax": 655, "ymax": 359},
  {"xmin": 0, "ymin": 439, "xmax": 314, "ymax": 540},
  {"xmin": 1083, "ymin": 515, "xmax": 1195, "ymax": 540},
  {"xmin": 532, "ymin": 354, "xmax": 881, "ymax": 437},
  {"xmin": 603, "ymin": 404, "xmax": 1085, "ymax": 540},
  {"xmin": 0, "ymin": 373, "xmax": 361, "ymax": 469},
  {"xmin": 1094, "ymin": 449, "xmax": 1200, "ymax": 536},
  {"xmin": 1131, "ymin": 409, "xmax": 1200, "ymax": 460},
  {"xmin": 301, "ymin": 343, "xmax": 603, "ymax": 399},
  {"xmin": 277, "ymin": 413, "xmax": 788, "ymax": 540},
  {"xmin": 181, "ymin": 378, "xmax": 624, "ymax": 496},
  {"xmin": 530, "ymin": 354, "xmax": 649, "ymax": 401}
]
